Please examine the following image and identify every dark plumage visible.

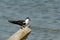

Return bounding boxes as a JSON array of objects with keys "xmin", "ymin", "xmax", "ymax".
[{"xmin": 8, "ymin": 20, "xmax": 26, "ymax": 26}]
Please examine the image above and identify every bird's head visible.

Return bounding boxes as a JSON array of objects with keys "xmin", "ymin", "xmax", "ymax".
[{"xmin": 25, "ymin": 17, "xmax": 31, "ymax": 21}]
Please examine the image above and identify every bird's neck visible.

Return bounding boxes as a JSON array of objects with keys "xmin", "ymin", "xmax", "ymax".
[{"xmin": 25, "ymin": 19, "xmax": 29, "ymax": 25}]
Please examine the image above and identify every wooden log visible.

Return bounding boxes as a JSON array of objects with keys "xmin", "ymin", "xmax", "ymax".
[{"xmin": 8, "ymin": 26, "xmax": 31, "ymax": 40}]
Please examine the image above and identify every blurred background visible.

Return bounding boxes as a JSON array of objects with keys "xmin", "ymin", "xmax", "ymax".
[{"xmin": 0, "ymin": 0, "xmax": 60, "ymax": 40}]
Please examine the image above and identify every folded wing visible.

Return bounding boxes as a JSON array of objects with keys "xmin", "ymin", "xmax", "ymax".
[{"xmin": 8, "ymin": 20, "xmax": 26, "ymax": 26}]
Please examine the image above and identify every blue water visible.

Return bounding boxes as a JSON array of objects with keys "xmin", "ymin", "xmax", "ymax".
[{"xmin": 0, "ymin": 0, "xmax": 60, "ymax": 40}]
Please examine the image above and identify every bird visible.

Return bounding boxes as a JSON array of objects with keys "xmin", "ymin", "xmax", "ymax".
[{"xmin": 8, "ymin": 17, "xmax": 31, "ymax": 28}]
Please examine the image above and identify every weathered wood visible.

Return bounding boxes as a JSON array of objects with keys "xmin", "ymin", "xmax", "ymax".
[{"xmin": 8, "ymin": 26, "xmax": 31, "ymax": 40}]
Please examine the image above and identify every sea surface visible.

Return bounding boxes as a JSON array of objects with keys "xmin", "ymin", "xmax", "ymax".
[{"xmin": 0, "ymin": 0, "xmax": 60, "ymax": 40}]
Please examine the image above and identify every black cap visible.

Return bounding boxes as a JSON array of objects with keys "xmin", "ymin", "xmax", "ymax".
[{"xmin": 26, "ymin": 17, "xmax": 31, "ymax": 21}]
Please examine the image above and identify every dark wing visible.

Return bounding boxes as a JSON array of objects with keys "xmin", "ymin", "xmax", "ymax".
[{"xmin": 8, "ymin": 20, "xmax": 25, "ymax": 25}]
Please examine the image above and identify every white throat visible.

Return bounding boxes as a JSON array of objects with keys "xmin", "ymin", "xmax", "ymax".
[{"xmin": 25, "ymin": 19, "xmax": 29, "ymax": 25}]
